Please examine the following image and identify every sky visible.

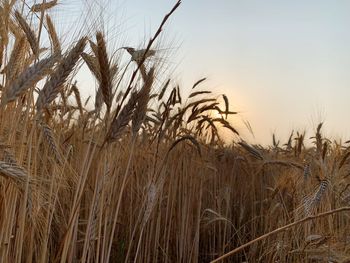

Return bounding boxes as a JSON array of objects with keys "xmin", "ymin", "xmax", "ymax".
[{"xmin": 59, "ymin": 0, "xmax": 350, "ymax": 145}]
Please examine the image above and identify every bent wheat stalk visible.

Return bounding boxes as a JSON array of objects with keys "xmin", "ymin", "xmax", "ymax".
[{"xmin": 210, "ymin": 206, "xmax": 350, "ymax": 263}]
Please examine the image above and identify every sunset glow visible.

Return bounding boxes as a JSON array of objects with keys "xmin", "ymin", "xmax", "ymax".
[{"xmin": 115, "ymin": 0, "xmax": 350, "ymax": 144}]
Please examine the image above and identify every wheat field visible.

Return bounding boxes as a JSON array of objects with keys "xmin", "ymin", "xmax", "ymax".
[{"xmin": 0, "ymin": 1, "xmax": 350, "ymax": 262}]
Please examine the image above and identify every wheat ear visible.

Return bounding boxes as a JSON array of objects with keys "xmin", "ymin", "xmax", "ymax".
[
  {"xmin": 3, "ymin": 53, "xmax": 59, "ymax": 104},
  {"xmin": 5, "ymin": 35, "xmax": 26, "ymax": 82},
  {"xmin": 36, "ymin": 37, "xmax": 86, "ymax": 111},
  {"xmin": 31, "ymin": 0, "xmax": 58, "ymax": 12},
  {"xmin": 96, "ymin": 32, "xmax": 112, "ymax": 112},
  {"xmin": 40, "ymin": 122, "xmax": 63, "ymax": 165},
  {"xmin": 132, "ymin": 67, "xmax": 155, "ymax": 136},
  {"xmin": 14, "ymin": 10, "xmax": 39, "ymax": 57},
  {"xmin": 107, "ymin": 91, "xmax": 138, "ymax": 143},
  {"xmin": 46, "ymin": 15, "xmax": 61, "ymax": 54},
  {"xmin": 81, "ymin": 52, "xmax": 101, "ymax": 81}
]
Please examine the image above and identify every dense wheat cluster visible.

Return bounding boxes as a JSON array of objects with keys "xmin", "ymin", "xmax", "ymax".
[{"xmin": 1, "ymin": 1, "xmax": 350, "ymax": 262}]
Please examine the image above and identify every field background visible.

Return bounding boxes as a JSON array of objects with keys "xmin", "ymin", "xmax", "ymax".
[{"xmin": 0, "ymin": 1, "xmax": 350, "ymax": 262}]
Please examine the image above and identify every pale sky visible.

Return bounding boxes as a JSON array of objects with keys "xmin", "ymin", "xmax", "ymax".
[{"xmin": 59, "ymin": 0, "xmax": 350, "ymax": 145}]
